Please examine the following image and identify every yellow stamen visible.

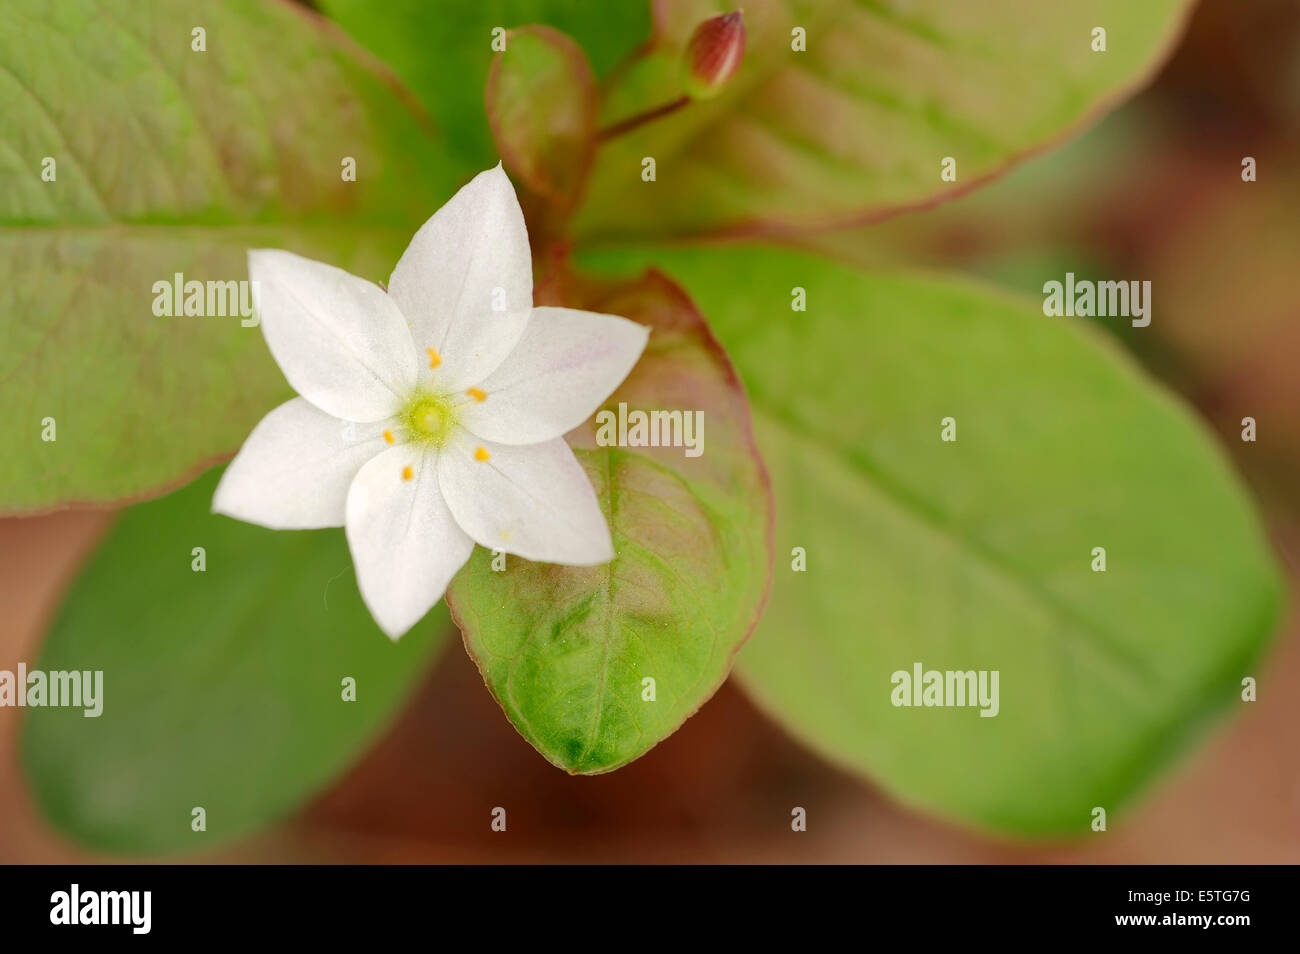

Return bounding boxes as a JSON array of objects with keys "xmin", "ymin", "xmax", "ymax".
[
  {"xmin": 383, "ymin": 430, "xmax": 395, "ymax": 444},
  {"xmin": 401, "ymin": 465, "xmax": 413, "ymax": 481},
  {"xmin": 427, "ymin": 347, "xmax": 442, "ymax": 369},
  {"xmin": 466, "ymin": 387, "xmax": 486, "ymax": 403},
  {"xmin": 474, "ymin": 446, "xmax": 490, "ymax": 462}
]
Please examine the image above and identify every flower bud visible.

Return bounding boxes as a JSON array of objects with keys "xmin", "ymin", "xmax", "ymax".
[{"xmin": 682, "ymin": 11, "xmax": 746, "ymax": 100}]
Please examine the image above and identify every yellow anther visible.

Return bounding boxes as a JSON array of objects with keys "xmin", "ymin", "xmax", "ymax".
[
  {"xmin": 474, "ymin": 446, "xmax": 490, "ymax": 462},
  {"xmin": 427, "ymin": 347, "xmax": 442, "ymax": 369},
  {"xmin": 401, "ymin": 465, "xmax": 413, "ymax": 481},
  {"xmin": 466, "ymin": 387, "xmax": 486, "ymax": 403},
  {"xmin": 383, "ymin": 430, "xmax": 395, "ymax": 444}
]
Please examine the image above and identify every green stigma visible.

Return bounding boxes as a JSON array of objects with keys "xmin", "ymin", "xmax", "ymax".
[{"xmin": 400, "ymin": 392, "xmax": 456, "ymax": 446}]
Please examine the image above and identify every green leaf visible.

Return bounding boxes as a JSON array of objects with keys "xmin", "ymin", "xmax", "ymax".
[
  {"xmin": 578, "ymin": 244, "xmax": 1283, "ymax": 833},
  {"xmin": 576, "ymin": 0, "xmax": 1194, "ymax": 241},
  {"xmin": 21, "ymin": 466, "xmax": 450, "ymax": 854},
  {"xmin": 446, "ymin": 268, "xmax": 772, "ymax": 773},
  {"xmin": 486, "ymin": 26, "xmax": 598, "ymax": 227},
  {"xmin": 0, "ymin": 0, "xmax": 461, "ymax": 512},
  {"xmin": 318, "ymin": 0, "xmax": 652, "ymax": 175}
]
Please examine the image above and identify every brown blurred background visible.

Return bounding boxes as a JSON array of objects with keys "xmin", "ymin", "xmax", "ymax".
[{"xmin": 3, "ymin": 0, "xmax": 1299, "ymax": 862}]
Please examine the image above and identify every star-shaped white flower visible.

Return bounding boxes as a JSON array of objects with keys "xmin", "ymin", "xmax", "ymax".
[{"xmin": 213, "ymin": 165, "xmax": 648, "ymax": 639}]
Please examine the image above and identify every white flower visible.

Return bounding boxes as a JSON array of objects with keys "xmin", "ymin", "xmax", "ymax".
[{"xmin": 213, "ymin": 165, "xmax": 648, "ymax": 639}]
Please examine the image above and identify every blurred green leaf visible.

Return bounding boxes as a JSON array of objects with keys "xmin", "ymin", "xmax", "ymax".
[
  {"xmin": 0, "ymin": 0, "xmax": 461, "ymax": 512},
  {"xmin": 486, "ymin": 26, "xmax": 597, "ymax": 225},
  {"xmin": 579, "ymin": 244, "xmax": 1282, "ymax": 833},
  {"xmin": 447, "ymin": 269, "xmax": 771, "ymax": 773},
  {"xmin": 22, "ymin": 467, "xmax": 450, "ymax": 854},
  {"xmin": 318, "ymin": 0, "xmax": 652, "ymax": 175},
  {"xmin": 577, "ymin": 0, "xmax": 1194, "ymax": 240}
]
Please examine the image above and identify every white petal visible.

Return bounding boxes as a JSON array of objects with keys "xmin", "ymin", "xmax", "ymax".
[
  {"xmin": 213, "ymin": 398, "xmax": 390, "ymax": 529},
  {"xmin": 387, "ymin": 165, "xmax": 533, "ymax": 391},
  {"xmin": 345, "ymin": 445, "xmax": 475, "ymax": 640},
  {"xmin": 438, "ymin": 433, "xmax": 613, "ymax": 565},
  {"xmin": 250, "ymin": 249, "xmax": 418, "ymax": 422},
  {"xmin": 457, "ymin": 307, "xmax": 649, "ymax": 445}
]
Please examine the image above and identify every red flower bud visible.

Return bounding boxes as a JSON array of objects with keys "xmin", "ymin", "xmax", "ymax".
[{"xmin": 682, "ymin": 11, "xmax": 746, "ymax": 100}]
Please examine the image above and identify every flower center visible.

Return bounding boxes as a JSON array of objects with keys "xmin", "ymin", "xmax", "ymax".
[{"xmin": 400, "ymin": 392, "xmax": 456, "ymax": 446}]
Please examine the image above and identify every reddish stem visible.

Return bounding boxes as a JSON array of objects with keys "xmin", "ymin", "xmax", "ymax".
[{"xmin": 597, "ymin": 96, "xmax": 691, "ymax": 141}]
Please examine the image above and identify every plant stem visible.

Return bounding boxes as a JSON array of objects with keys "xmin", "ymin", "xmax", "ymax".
[{"xmin": 598, "ymin": 96, "xmax": 691, "ymax": 141}]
